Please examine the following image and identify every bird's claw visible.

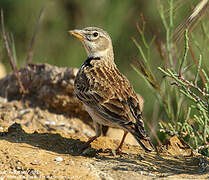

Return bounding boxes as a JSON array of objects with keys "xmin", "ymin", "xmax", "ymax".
[{"xmin": 102, "ymin": 148, "xmax": 128, "ymax": 156}]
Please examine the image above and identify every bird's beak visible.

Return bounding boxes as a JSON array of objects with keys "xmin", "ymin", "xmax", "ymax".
[{"xmin": 68, "ymin": 29, "xmax": 84, "ymax": 40}]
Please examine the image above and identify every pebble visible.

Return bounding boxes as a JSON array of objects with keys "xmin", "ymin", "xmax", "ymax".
[
  {"xmin": 0, "ymin": 97, "xmax": 7, "ymax": 104},
  {"xmin": 45, "ymin": 120, "xmax": 56, "ymax": 126},
  {"xmin": 55, "ymin": 157, "xmax": 63, "ymax": 162},
  {"xmin": 19, "ymin": 109, "xmax": 31, "ymax": 115},
  {"xmin": 83, "ymin": 129, "xmax": 94, "ymax": 137}
]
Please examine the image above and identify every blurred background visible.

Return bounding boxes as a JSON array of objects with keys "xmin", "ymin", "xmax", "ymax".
[{"xmin": 0, "ymin": 0, "xmax": 208, "ymax": 134}]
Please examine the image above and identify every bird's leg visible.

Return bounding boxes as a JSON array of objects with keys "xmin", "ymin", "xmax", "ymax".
[
  {"xmin": 81, "ymin": 122, "xmax": 102, "ymax": 150},
  {"xmin": 115, "ymin": 130, "xmax": 128, "ymax": 154},
  {"xmin": 82, "ymin": 136, "xmax": 98, "ymax": 149},
  {"xmin": 103, "ymin": 130, "xmax": 128, "ymax": 154}
]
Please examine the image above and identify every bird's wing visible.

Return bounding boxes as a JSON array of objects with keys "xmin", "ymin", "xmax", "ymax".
[
  {"xmin": 74, "ymin": 66, "xmax": 148, "ymax": 139},
  {"xmin": 90, "ymin": 90, "xmax": 147, "ymax": 138}
]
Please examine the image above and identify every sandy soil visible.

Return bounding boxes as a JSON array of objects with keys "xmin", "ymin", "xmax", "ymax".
[
  {"xmin": 0, "ymin": 97, "xmax": 208, "ymax": 180},
  {"xmin": 0, "ymin": 64, "xmax": 208, "ymax": 179}
]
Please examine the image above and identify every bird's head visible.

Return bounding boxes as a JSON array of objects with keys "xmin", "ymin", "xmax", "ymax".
[{"xmin": 69, "ymin": 27, "xmax": 113, "ymax": 59}]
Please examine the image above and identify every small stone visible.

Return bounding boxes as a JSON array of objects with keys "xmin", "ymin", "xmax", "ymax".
[
  {"xmin": 31, "ymin": 160, "xmax": 39, "ymax": 165},
  {"xmin": 83, "ymin": 129, "xmax": 94, "ymax": 137},
  {"xmin": 19, "ymin": 109, "xmax": 31, "ymax": 115},
  {"xmin": 45, "ymin": 120, "xmax": 56, "ymax": 126},
  {"xmin": 55, "ymin": 157, "xmax": 63, "ymax": 162},
  {"xmin": 16, "ymin": 166, "xmax": 22, "ymax": 170}
]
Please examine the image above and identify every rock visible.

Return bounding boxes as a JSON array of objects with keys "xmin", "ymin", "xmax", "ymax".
[
  {"xmin": 0, "ymin": 63, "xmax": 6, "ymax": 79},
  {"xmin": 55, "ymin": 157, "xmax": 63, "ymax": 162}
]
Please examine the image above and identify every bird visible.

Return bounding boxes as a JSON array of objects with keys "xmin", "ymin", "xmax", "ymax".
[{"xmin": 69, "ymin": 27, "xmax": 154, "ymax": 154}]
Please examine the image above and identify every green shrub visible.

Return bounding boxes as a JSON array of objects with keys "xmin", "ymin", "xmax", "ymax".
[{"xmin": 133, "ymin": 0, "xmax": 209, "ymax": 156}]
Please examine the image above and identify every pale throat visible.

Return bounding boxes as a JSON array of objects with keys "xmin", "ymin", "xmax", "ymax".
[{"xmin": 87, "ymin": 48, "xmax": 114, "ymax": 60}]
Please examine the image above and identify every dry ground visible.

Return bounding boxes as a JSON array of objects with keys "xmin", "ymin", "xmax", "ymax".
[
  {"xmin": 0, "ymin": 98, "xmax": 208, "ymax": 180},
  {"xmin": 0, "ymin": 64, "xmax": 208, "ymax": 179}
]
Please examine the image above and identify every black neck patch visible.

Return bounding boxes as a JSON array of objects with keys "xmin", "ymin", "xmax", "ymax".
[{"xmin": 83, "ymin": 56, "xmax": 101, "ymax": 67}]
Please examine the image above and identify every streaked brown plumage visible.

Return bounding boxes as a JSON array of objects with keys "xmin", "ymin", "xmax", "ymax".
[{"xmin": 69, "ymin": 27, "xmax": 153, "ymax": 153}]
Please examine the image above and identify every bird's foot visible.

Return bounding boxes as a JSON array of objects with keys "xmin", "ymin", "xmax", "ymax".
[
  {"xmin": 102, "ymin": 148, "xmax": 128, "ymax": 156},
  {"xmin": 80, "ymin": 142, "xmax": 90, "ymax": 150},
  {"xmin": 115, "ymin": 148, "xmax": 128, "ymax": 156},
  {"xmin": 75, "ymin": 143, "xmax": 89, "ymax": 154}
]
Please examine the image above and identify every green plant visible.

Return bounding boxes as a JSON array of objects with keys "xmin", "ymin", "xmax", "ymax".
[{"xmin": 133, "ymin": 0, "xmax": 209, "ymax": 156}]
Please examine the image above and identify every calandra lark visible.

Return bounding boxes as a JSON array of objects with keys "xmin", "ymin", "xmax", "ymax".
[{"xmin": 69, "ymin": 27, "xmax": 153, "ymax": 153}]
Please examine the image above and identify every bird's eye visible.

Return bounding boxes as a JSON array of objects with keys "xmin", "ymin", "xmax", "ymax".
[{"xmin": 93, "ymin": 32, "xmax": 98, "ymax": 37}]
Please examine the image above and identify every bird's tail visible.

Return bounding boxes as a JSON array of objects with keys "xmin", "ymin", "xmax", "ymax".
[
  {"xmin": 133, "ymin": 134, "xmax": 154, "ymax": 152},
  {"xmin": 129, "ymin": 122, "xmax": 155, "ymax": 152}
]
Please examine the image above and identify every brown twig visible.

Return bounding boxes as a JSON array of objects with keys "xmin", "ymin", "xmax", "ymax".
[
  {"xmin": 26, "ymin": 6, "xmax": 45, "ymax": 63},
  {"xmin": 1, "ymin": 9, "xmax": 26, "ymax": 94}
]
